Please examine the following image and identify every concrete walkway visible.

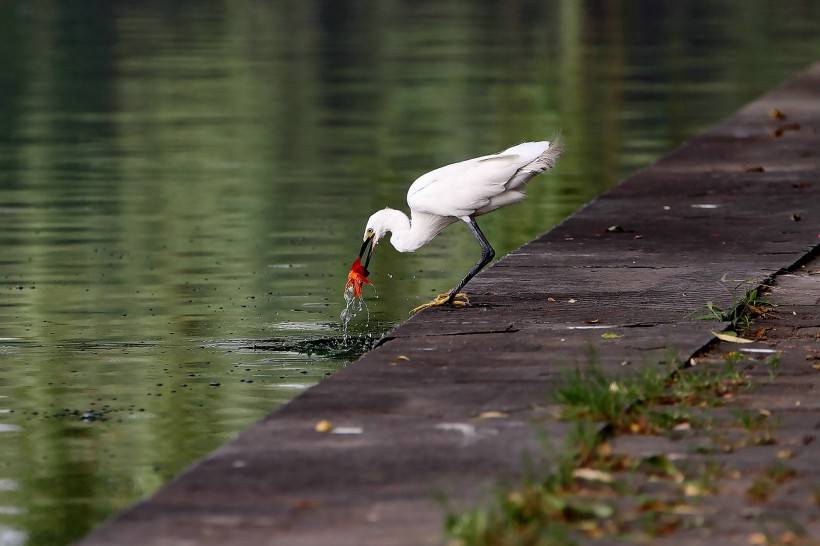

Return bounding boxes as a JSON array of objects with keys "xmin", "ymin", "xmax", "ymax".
[
  {"xmin": 647, "ymin": 254, "xmax": 820, "ymax": 544},
  {"xmin": 77, "ymin": 62, "xmax": 820, "ymax": 546}
]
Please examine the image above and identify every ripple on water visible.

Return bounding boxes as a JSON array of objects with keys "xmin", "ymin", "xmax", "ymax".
[
  {"xmin": 268, "ymin": 321, "xmax": 335, "ymax": 332},
  {"xmin": 271, "ymin": 383, "xmax": 310, "ymax": 390}
]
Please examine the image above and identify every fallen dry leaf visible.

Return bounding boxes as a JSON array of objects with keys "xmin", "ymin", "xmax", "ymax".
[
  {"xmin": 506, "ymin": 491, "xmax": 524, "ymax": 505},
  {"xmin": 671, "ymin": 504, "xmax": 701, "ymax": 515},
  {"xmin": 748, "ymin": 532, "xmax": 767, "ymax": 545},
  {"xmin": 596, "ymin": 444, "xmax": 613, "ymax": 459},
  {"xmin": 577, "ymin": 521, "xmax": 604, "ymax": 538},
  {"xmin": 769, "ymin": 108, "xmax": 787, "ymax": 120},
  {"xmin": 751, "ymin": 327, "xmax": 769, "ymax": 340},
  {"xmin": 683, "ymin": 482, "xmax": 707, "ymax": 497},
  {"xmin": 290, "ymin": 499, "xmax": 320, "ymax": 511},
  {"xmin": 772, "ymin": 122, "xmax": 801, "ymax": 137},
  {"xmin": 601, "ymin": 332, "xmax": 623, "ymax": 340},
  {"xmin": 314, "ymin": 419, "xmax": 333, "ymax": 433},
  {"xmin": 572, "ymin": 468, "xmax": 614, "ymax": 483},
  {"xmin": 776, "ymin": 449, "xmax": 793, "ymax": 460},
  {"xmin": 477, "ymin": 411, "xmax": 508, "ymax": 419},
  {"xmin": 585, "ymin": 318, "xmax": 600, "ymax": 324},
  {"xmin": 712, "ymin": 331, "xmax": 754, "ymax": 344}
]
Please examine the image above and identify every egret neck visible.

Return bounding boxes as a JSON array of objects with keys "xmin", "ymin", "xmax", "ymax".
[{"xmin": 366, "ymin": 208, "xmax": 454, "ymax": 253}]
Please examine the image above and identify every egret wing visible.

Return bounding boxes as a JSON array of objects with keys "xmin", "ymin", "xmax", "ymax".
[
  {"xmin": 406, "ymin": 152, "xmax": 505, "ymax": 200},
  {"xmin": 407, "ymin": 153, "xmax": 534, "ymax": 218}
]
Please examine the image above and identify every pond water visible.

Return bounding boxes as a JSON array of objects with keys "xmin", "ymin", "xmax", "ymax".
[{"xmin": 1, "ymin": 2, "xmax": 819, "ymax": 545}]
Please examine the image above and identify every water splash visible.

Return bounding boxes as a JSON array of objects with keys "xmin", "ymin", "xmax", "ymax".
[
  {"xmin": 340, "ymin": 286, "xmax": 363, "ymax": 341},
  {"xmin": 340, "ymin": 285, "xmax": 374, "ymax": 341}
]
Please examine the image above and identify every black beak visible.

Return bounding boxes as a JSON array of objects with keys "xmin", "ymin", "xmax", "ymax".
[{"xmin": 359, "ymin": 234, "xmax": 374, "ymax": 272}]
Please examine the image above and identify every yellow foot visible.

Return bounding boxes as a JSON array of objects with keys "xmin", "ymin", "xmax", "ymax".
[{"xmin": 410, "ymin": 292, "xmax": 469, "ymax": 314}]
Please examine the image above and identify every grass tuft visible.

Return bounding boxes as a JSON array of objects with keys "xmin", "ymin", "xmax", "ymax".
[
  {"xmin": 764, "ymin": 354, "xmax": 781, "ymax": 380},
  {"xmin": 746, "ymin": 462, "xmax": 797, "ymax": 502},
  {"xmin": 445, "ymin": 423, "xmax": 607, "ymax": 546},
  {"xmin": 556, "ymin": 361, "xmax": 747, "ymax": 434},
  {"xmin": 699, "ymin": 284, "xmax": 770, "ymax": 330},
  {"xmin": 446, "ymin": 356, "xmax": 756, "ymax": 546},
  {"xmin": 733, "ymin": 409, "xmax": 774, "ymax": 444}
]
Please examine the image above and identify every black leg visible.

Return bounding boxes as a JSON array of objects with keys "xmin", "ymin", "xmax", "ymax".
[{"xmin": 447, "ymin": 216, "xmax": 495, "ymax": 304}]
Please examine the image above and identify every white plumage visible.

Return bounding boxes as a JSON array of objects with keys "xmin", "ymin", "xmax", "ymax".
[
  {"xmin": 358, "ymin": 139, "xmax": 562, "ymax": 309},
  {"xmin": 408, "ymin": 141, "xmax": 560, "ymax": 219}
]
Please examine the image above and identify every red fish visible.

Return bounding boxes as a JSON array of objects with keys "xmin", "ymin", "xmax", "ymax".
[{"xmin": 345, "ymin": 257, "xmax": 372, "ymax": 298}]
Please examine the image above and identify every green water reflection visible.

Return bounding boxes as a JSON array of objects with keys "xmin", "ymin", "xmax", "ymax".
[{"xmin": 1, "ymin": 1, "xmax": 819, "ymax": 544}]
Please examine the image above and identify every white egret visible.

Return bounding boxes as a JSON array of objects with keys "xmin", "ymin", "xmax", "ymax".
[{"xmin": 357, "ymin": 140, "xmax": 562, "ymax": 312}]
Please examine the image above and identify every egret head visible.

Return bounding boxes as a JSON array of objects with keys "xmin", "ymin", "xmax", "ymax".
[
  {"xmin": 363, "ymin": 209, "xmax": 393, "ymax": 247},
  {"xmin": 356, "ymin": 211, "xmax": 386, "ymax": 272},
  {"xmin": 359, "ymin": 208, "xmax": 411, "ymax": 260}
]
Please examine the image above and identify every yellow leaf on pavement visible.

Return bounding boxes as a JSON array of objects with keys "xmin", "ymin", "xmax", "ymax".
[
  {"xmin": 477, "ymin": 411, "xmax": 508, "ymax": 419},
  {"xmin": 572, "ymin": 468, "xmax": 614, "ymax": 483},
  {"xmin": 314, "ymin": 420, "xmax": 333, "ymax": 433},
  {"xmin": 711, "ymin": 331, "xmax": 754, "ymax": 344}
]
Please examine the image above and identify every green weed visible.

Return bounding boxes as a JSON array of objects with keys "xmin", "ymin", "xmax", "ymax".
[
  {"xmin": 746, "ymin": 462, "xmax": 797, "ymax": 502},
  {"xmin": 699, "ymin": 284, "xmax": 770, "ymax": 330},
  {"xmin": 447, "ymin": 358, "xmax": 758, "ymax": 546},
  {"xmin": 445, "ymin": 423, "xmax": 610, "ymax": 546},
  {"xmin": 556, "ymin": 361, "xmax": 747, "ymax": 434},
  {"xmin": 765, "ymin": 354, "xmax": 781, "ymax": 380}
]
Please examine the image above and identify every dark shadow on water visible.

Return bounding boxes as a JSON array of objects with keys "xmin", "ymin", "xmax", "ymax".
[
  {"xmin": 211, "ymin": 335, "xmax": 379, "ymax": 360},
  {"xmin": 238, "ymin": 335, "xmax": 377, "ymax": 360}
]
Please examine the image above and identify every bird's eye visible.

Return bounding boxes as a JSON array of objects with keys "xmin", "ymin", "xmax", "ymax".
[{"xmin": 366, "ymin": 228, "xmax": 374, "ymax": 236}]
